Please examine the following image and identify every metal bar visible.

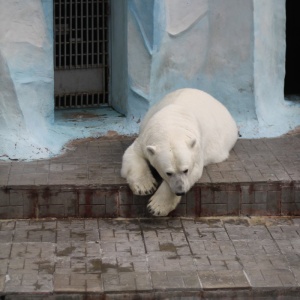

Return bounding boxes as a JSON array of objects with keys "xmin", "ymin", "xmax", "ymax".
[
  {"xmin": 86, "ymin": 0, "xmax": 89, "ymax": 68},
  {"xmin": 91, "ymin": 0, "xmax": 94, "ymax": 66},
  {"xmin": 81, "ymin": 0, "xmax": 83, "ymax": 68},
  {"xmin": 59, "ymin": 0, "xmax": 62, "ymax": 68},
  {"xmin": 75, "ymin": 0, "xmax": 78, "ymax": 68},
  {"xmin": 70, "ymin": 0, "xmax": 72, "ymax": 68},
  {"xmin": 64, "ymin": 0, "xmax": 67, "ymax": 69},
  {"xmin": 102, "ymin": 0, "xmax": 106, "ymax": 104},
  {"xmin": 54, "ymin": 0, "xmax": 57, "ymax": 69},
  {"xmin": 97, "ymin": 1, "xmax": 100, "ymax": 105},
  {"xmin": 97, "ymin": 0, "xmax": 100, "ymax": 67}
]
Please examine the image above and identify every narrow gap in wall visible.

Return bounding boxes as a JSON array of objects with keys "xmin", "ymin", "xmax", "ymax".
[{"xmin": 284, "ymin": 0, "xmax": 300, "ymax": 101}]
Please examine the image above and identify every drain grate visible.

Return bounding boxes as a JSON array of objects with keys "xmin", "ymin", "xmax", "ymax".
[{"xmin": 54, "ymin": 0, "xmax": 109, "ymax": 109}]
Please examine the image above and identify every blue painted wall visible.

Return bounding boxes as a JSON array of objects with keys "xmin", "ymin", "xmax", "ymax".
[
  {"xmin": 126, "ymin": 0, "xmax": 299, "ymax": 137},
  {"xmin": 0, "ymin": 0, "xmax": 299, "ymax": 160}
]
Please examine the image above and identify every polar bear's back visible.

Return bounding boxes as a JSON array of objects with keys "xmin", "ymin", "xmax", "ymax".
[
  {"xmin": 141, "ymin": 88, "xmax": 235, "ymax": 132},
  {"xmin": 140, "ymin": 88, "xmax": 238, "ymax": 165}
]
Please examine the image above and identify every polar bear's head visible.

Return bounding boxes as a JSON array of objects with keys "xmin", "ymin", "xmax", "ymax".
[{"xmin": 146, "ymin": 138, "xmax": 199, "ymax": 196}]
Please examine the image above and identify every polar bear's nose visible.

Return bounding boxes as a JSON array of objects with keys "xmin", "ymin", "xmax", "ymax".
[{"xmin": 176, "ymin": 192, "xmax": 185, "ymax": 196}]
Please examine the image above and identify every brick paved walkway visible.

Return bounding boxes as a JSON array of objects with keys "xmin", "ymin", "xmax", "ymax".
[
  {"xmin": 0, "ymin": 134, "xmax": 299, "ymax": 218},
  {"xmin": 1, "ymin": 217, "xmax": 300, "ymax": 299}
]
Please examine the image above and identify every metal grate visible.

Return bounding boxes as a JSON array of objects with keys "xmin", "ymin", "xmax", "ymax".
[{"xmin": 54, "ymin": 0, "xmax": 109, "ymax": 109}]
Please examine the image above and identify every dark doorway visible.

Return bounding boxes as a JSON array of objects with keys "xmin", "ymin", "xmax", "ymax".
[
  {"xmin": 54, "ymin": 0, "xmax": 109, "ymax": 109},
  {"xmin": 285, "ymin": 0, "xmax": 300, "ymax": 99}
]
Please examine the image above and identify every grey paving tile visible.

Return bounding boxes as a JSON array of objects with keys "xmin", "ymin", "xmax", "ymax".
[
  {"xmin": 198, "ymin": 270, "xmax": 250, "ymax": 289},
  {"xmin": 233, "ymin": 239, "xmax": 281, "ymax": 256},
  {"xmin": 0, "ymin": 229, "xmax": 14, "ymax": 243},
  {"xmin": 0, "ymin": 259, "xmax": 8, "ymax": 276},
  {"xmin": 225, "ymin": 224, "xmax": 273, "ymax": 241},
  {"xmin": 151, "ymin": 270, "xmax": 201, "ymax": 290},
  {"xmin": 103, "ymin": 272, "xmax": 151, "ymax": 292},
  {"xmin": 54, "ymin": 273, "xmax": 102, "ymax": 292},
  {"xmin": 4, "ymin": 273, "xmax": 53, "ymax": 293},
  {"xmin": 292, "ymin": 218, "xmax": 300, "ymax": 226},
  {"xmin": 0, "ymin": 274, "xmax": 4, "ymax": 292},
  {"xmin": 0, "ymin": 244, "xmax": 11, "ymax": 259},
  {"xmin": 2, "ymin": 214, "xmax": 300, "ymax": 295},
  {"xmin": 245, "ymin": 268, "xmax": 298, "ymax": 288}
]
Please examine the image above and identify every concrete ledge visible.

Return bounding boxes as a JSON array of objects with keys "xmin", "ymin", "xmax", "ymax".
[
  {"xmin": 3, "ymin": 288, "xmax": 300, "ymax": 299},
  {"xmin": 0, "ymin": 181, "xmax": 299, "ymax": 219},
  {"xmin": 0, "ymin": 135, "xmax": 299, "ymax": 219}
]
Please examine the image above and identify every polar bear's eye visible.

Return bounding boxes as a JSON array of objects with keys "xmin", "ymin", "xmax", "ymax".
[
  {"xmin": 166, "ymin": 172, "xmax": 173, "ymax": 176},
  {"xmin": 183, "ymin": 169, "xmax": 188, "ymax": 174}
]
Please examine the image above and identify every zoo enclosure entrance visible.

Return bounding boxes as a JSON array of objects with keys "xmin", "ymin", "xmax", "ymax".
[
  {"xmin": 285, "ymin": 0, "xmax": 300, "ymax": 99},
  {"xmin": 54, "ymin": 0, "xmax": 109, "ymax": 109}
]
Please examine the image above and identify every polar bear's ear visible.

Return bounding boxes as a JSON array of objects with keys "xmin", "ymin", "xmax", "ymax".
[
  {"xmin": 146, "ymin": 145, "xmax": 156, "ymax": 156},
  {"xmin": 189, "ymin": 138, "xmax": 197, "ymax": 149}
]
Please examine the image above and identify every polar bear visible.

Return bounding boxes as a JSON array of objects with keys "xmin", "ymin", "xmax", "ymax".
[{"xmin": 121, "ymin": 88, "xmax": 238, "ymax": 216}]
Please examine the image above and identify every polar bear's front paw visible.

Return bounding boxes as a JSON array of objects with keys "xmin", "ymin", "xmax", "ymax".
[
  {"xmin": 147, "ymin": 194, "xmax": 177, "ymax": 217},
  {"xmin": 128, "ymin": 175, "xmax": 157, "ymax": 196}
]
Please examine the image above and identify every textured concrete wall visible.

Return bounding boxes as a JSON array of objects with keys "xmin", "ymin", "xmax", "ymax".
[
  {"xmin": 127, "ymin": 0, "xmax": 299, "ymax": 137},
  {"xmin": 253, "ymin": 0, "xmax": 300, "ymax": 137},
  {"xmin": 0, "ymin": 0, "xmax": 135, "ymax": 160},
  {"xmin": 127, "ymin": 0, "xmax": 256, "ymax": 125},
  {"xmin": 0, "ymin": 0, "xmax": 299, "ymax": 160},
  {"xmin": 0, "ymin": 0, "xmax": 55, "ymax": 159}
]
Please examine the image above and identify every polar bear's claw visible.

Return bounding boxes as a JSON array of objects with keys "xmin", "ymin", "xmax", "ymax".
[
  {"xmin": 147, "ymin": 197, "xmax": 172, "ymax": 217},
  {"xmin": 148, "ymin": 208, "xmax": 161, "ymax": 217},
  {"xmin": 129, "ymin": 177, "xmax": 157, "ymax": 196}
]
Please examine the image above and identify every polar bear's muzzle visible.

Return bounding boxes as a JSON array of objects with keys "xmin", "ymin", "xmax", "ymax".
[{"xmin": 169, "ymin": 176, "xmax": 189, "ymax": 196}]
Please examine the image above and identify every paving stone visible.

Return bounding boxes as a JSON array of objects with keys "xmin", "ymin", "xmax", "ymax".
[
  {"xmin": 198, "ymin": 270, "xmax": 250, "ymax": 289},
  {"xmin": 151, "ymin": 270, "xmax": 201, "ymax": 290},
  {"xmin": 245, "ymin": 268, "xmax": 298, "ymax": 288},
  {"xmin": 292, "ymin": 218, "xmax": 300, "ymax": 226},
  {"xmin": 4, "ymin": 273, "xmax": 53, "ymax": 293},
  {"xmin": 54, "ymin": 273, "xmax": 102, "ymax": 292},
  {"xmin": 0, "ymin": 274, "xmax": 4, "ymax": 292},
  {"xmin": 0, "ymin": 244, "xmax": 11, "ymax": 259},
  {"xmin": 0, "ymin": 220, "xmax": 15, "ymax": 231},
  {"xmin": 225, "ymin": 224, "xmax": 273, "ymax": 240},
  {"xmin": 233, "ymin": 239, "xmax": 281, "ymax": 257},
  {"xmin": 102, "ymin": 272, "xmax": 151, "ymax": 292},
  {"xmin": 0, "ymin": 259, "xmax": 8, "ymax": 276},
  {"xmin": 1, "ymin": 216, "xmax": 300, "ymax": 296},
  {"xmin": 57, "ymin": 228, "xmax": 99, "ymax": 243}
]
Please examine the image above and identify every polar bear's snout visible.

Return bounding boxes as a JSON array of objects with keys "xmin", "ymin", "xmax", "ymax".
[
  {"xmin": 169, "ymin": 175, "xmax": 189, "ymax": 196},
  {"xmin": 174, "ymin": 179, "xmax": 186, "ymax": 196}
]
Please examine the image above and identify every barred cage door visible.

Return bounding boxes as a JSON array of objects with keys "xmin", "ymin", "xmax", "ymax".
[{"xmin": 54, "ymin": 0, "xmax": 109, "ymax": 109}]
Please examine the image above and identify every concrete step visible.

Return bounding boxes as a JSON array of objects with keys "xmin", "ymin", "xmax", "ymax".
[{"xmin": 0, "ymin": 135, "xmax": 299, "ymax": 219}]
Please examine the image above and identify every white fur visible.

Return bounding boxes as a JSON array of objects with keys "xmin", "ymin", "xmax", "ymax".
[{"xmin": 121, "ymin": 88, "xmax": 238, "ymax": 216}]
